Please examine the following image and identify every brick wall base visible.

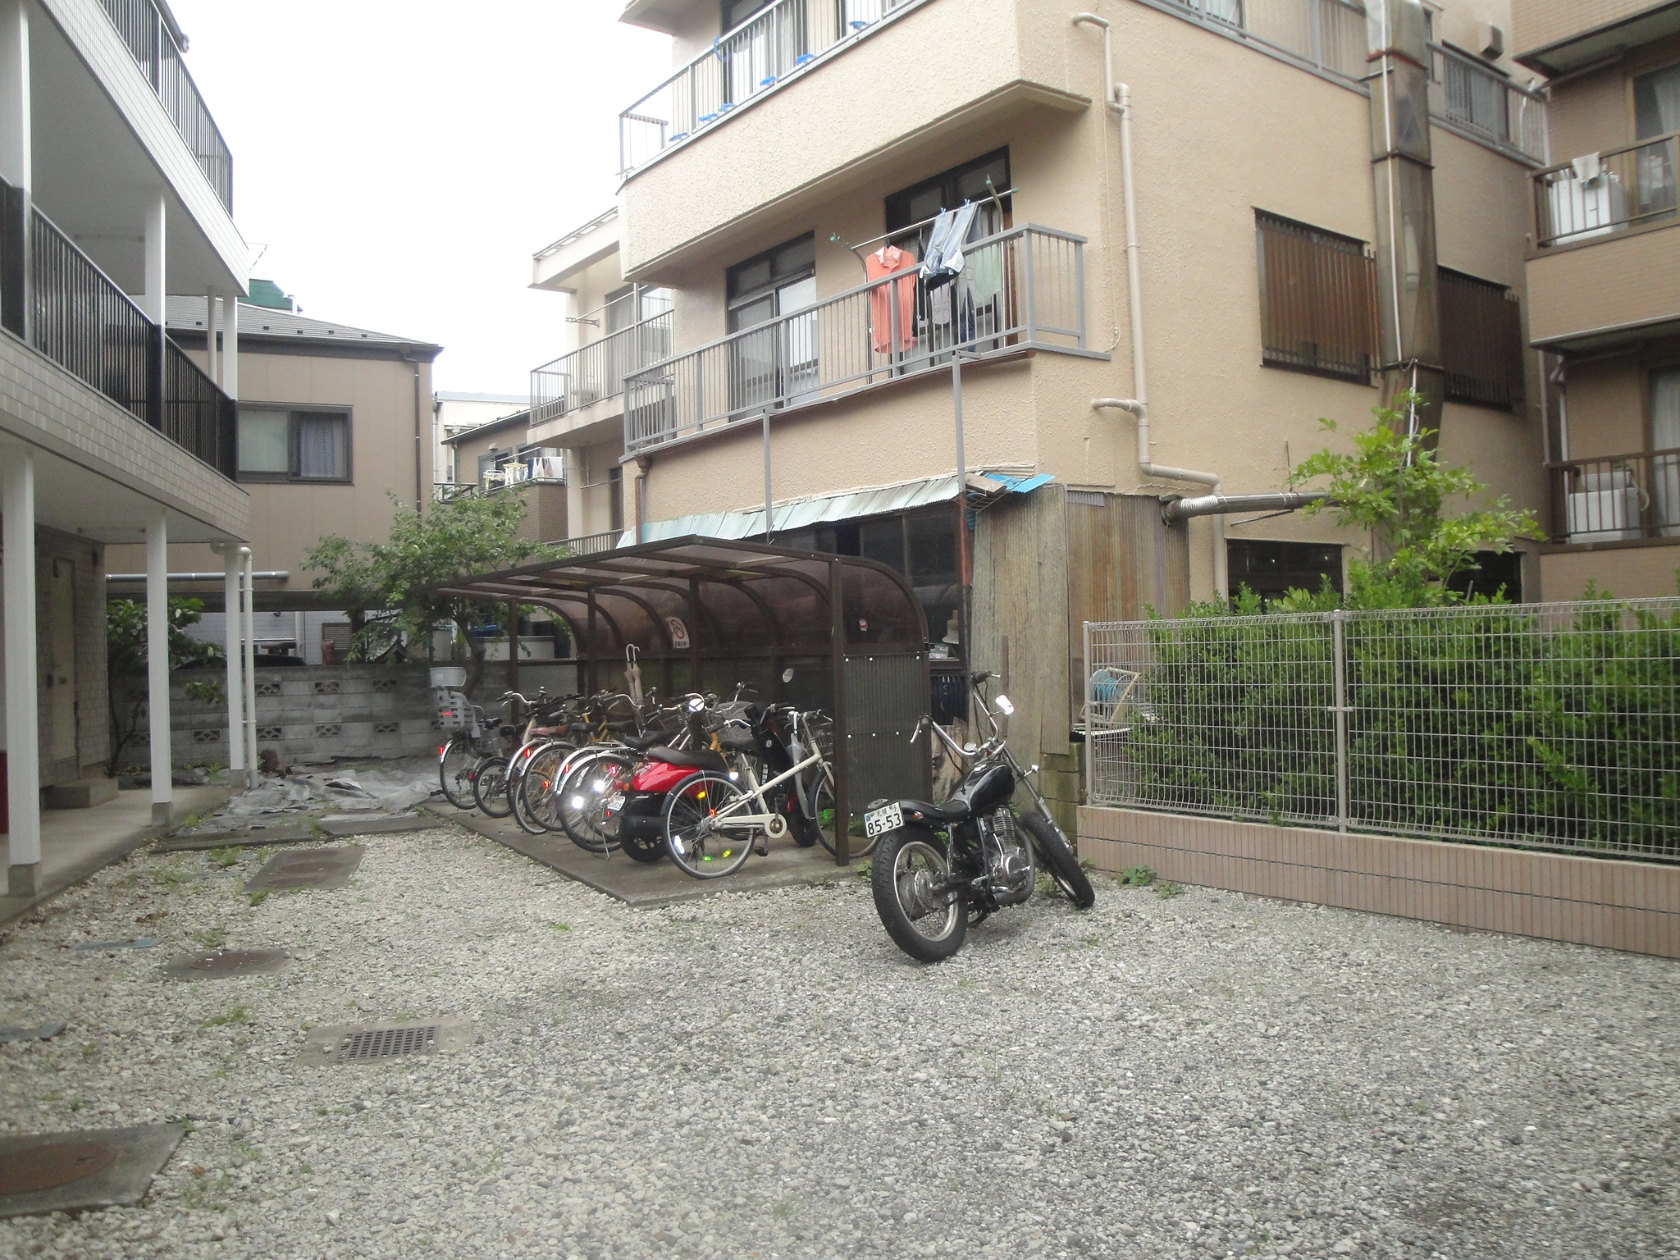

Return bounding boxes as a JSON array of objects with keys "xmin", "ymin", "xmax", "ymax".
[{"xmin": 1078, "ymin": 806, "xmax": 1680, "ymax": 959}]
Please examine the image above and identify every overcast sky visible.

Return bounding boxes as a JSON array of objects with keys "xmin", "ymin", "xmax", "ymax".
[{"xmin": 165, "ymin": 1, "xmax": 669, "ymax": 397}]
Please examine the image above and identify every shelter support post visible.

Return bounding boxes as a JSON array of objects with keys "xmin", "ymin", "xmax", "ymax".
[{"xmin": 829, "ymin": 559, "xmax": 850, "ymax": 865}]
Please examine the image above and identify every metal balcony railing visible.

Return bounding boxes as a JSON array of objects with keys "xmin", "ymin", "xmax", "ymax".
[
  {"xmin": 619, "ymin": 0, "xmax": 920, "ymax": 176},
  {"xmin": 1148, "ymin": 3, "xmax": 1549, "ymax": 165},
  {"xmin": 0, "ymin": 175, "xmax": 236, "ymax": 478},
  {"xmin": 1532, "ymin": 131, "xmax": 1680, "ymax": 247},
  {"xmin": 1548, "ymin": 450, "xmax": 1680, "ymax": 545},
  {"xmin": 1428, "ymin": 44, "xmax": 1548, "ymax": 166},
  {"xmin": 623, "ymin": 224, "xmax": 1087, "ymax": 455},
  {"xmin": 97, "ymin": 0, "xmax": 234, "ymax": 211},
  {"xmin": 531, "ymin": 305, "xmax": 673, "ymax": 426},
  {"xmin": 1147, "ymin": 0, "xmax": 1369, "ymax": 80}
]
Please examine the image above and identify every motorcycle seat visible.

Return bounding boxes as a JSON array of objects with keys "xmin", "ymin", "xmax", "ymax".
[{"xmin": 645, "ymin": 746, "xmax": 728, "ymax": 773}]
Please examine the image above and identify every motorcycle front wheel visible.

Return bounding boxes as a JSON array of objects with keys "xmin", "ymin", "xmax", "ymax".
[
  {"xmin": 871, "ymin": 827, "xmax": 967, "ymax": 962},
  {"xmin": 1019, "ymin": 812, "xmax": 1095, "ymax": 909}
]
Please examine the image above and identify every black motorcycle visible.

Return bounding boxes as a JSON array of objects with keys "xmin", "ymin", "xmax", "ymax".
[{"xmin": 867, "ymin": 672, "xmax": 1095, "ymax": 962}]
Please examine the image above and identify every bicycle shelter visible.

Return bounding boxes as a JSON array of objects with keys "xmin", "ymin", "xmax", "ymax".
[{"xmin": 428, "ymin": 536, "xmax": 933, "ymax": 862}]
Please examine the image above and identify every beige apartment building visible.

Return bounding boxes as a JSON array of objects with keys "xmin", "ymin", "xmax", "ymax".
[
  {"xmin": 1, "ymin": 0, "xmax": 248, "ymax": 891},
  {"xmin": 107, "ymin": 301, "xmax": 442, "ymax": 644},
  {"xmin": 519, "ymin": 0, "xmax": 1565, "ymax": 806},
  {"xmin": 1513, "ymin": 0, "xmax": 1680, "ymax": 599}
]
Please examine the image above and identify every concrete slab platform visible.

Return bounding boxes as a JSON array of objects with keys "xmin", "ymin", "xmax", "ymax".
[
  {"xmin": 244, "ymin": 846, "xmax": 363, "ymax": 892},
  {"xmin": 152, "ymin": 822, "xmax": 319, "ymax": 852},
  {"xmin": 163, "ymin": 948, "xmax": 291, "ymax": 981},
  {"xmin": 1, "ymin": 785, "xmax": 236, "ymax": 928},
  {"xmin": 427, "ymin": 803, "xmax": 868, "ymax": 909},
  {"xmin": 0, "ymin": 1123, "xmax": 182, "ymax": 1218},
  {"xmin": 0, "ymin": 1021, "xmax": 66, "ymax": 1044},
  {"xmin": 317, "ymin": 813, "xmax": 447, "ymax": 838}
]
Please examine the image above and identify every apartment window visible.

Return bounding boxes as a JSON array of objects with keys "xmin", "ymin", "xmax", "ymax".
[
  {"xmin": 1255, "ymin": 210, "xmax": 1377, "ymax": 383},
  {"xmin": 1227, "ymin": 540, "xmax": 1343, "ymax": 604},
  {"xmin": 1446, "ymin": 551, "xmax": 1522, "ymax": 603},
  {"xmin": 237, "ymin": 407, "xmax": 350, "ymax": 482},
  {"xmin": 885, "ymin": 149, "xmax": 1011, "ymax": 254},
  {"xmin": 1439, "ymin": 268, "xmax": 1523, "ymax": 411},
  {"xmin": 1634, "ymin": 63, "xmax": 1680, "ymax": 140},
  {"xmin": 727, "ymin": 234, "xmax": 817, "ymax": 412}
]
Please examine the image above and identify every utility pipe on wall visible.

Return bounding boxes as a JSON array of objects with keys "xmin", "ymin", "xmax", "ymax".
[{"xmin": 1074, "ymin": 13, "xmax": 1230, "ymax": 599}]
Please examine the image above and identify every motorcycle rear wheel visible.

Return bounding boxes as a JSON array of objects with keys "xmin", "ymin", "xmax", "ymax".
[
  {"xmin": 871, "ymin": 826, "xmax": 967, "ymax": 962},
  {"xmin": 1019, "ymin": 812, "xmax": 1095, "ymax": 909}
]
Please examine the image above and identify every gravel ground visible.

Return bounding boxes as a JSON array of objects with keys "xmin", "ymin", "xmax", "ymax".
[{"xmin": 1, "ymin": 824, "xmax": 1677, "ymax": 1260}]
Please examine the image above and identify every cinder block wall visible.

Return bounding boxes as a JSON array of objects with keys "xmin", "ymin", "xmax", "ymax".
[{"xmin": 165, "ymin": 665, "xmax": 442, "ymax": 766}]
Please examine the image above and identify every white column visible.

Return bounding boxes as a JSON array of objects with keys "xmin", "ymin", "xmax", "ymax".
[
  {"xmin": 564, "ymin": 447, "xmax": 586, "ymax": 544},
  {"xmin": 3, "ymin": 447, "xmax": 41, "ymax": 894},
  {"xmin": 223, "ymin": 294, "xmax": 238, "ymax": 398},
  {"xmin": 204, "ymin": 290, "xmax": 219, "ymax": 383},
  {"xmin": 141, "ymin": 194, "xmax": 165, "ymax": 324},
  {"xmin": 145, "ymin": 511, "xmax": 171, "ymax": 824},
  {"xmin": 241, "ymin": 547, "xmax": 256, "ymax": 783},
  {"xmin": 0, "ymin": 0, "xmax": 30, "ymax": 192},
  {"xmin": 220, "ymin": 545, "xmax": 244, "ymax": 776}
]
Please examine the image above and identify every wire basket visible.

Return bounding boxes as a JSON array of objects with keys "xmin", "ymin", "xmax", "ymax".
[{"xmin": 801, "ymin": 712, "xmax": 834, "ymax": 760}]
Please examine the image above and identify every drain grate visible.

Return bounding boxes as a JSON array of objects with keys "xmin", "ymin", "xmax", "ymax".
[
  {"xmin": 338, "ymin": 1025, "xmax": 439, "ymax": 1061},
  {"xmin": 296, "ymin": 1017, "xmax": 471, "ymax": 1067}
]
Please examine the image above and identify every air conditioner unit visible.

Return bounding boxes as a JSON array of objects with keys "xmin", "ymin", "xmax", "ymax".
[{"xmin": 1566, "ymin": 469, "xmax": 1642, "ymax": 542}]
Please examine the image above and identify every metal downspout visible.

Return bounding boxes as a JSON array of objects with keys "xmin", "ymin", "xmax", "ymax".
[{"xmin": 1075, "ymin": 13, "xmax": 1228, "ymax": 599}]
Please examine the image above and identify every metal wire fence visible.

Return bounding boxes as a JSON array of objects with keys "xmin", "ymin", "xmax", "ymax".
[{"xmin": 1084, "ymin": 598, "xmax": 1680, "ymax": 859}]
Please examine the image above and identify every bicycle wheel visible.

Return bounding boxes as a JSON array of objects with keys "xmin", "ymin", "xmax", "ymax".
[
  {"xmin": 472, "ymin": 754, "xmax": 513, "ymax": 817},
  {"xmin": 803, "ymin": 761, "xmax": 875, "ymax": 859},
  {"xmin": 512, "ymin": 741, "xmax": 570, "ymax": 835},
  {"xmin": 438, "ymin": 734, "xmax": 478, "ymax": 809},
  {"xmin": 556, "ymin": 750, "xmax": 634, "ymax": 855},
  {"xmin": 662, "ymin": 771, "xmax": 755, "ymax": 879}
]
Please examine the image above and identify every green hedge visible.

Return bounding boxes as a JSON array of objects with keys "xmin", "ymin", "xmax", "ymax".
[{"xmin": 1124, "ymin": 598, "xmax": 1680, "ymax": 856}]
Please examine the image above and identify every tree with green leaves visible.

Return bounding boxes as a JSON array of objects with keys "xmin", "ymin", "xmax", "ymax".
[
  {"xmin": 1283, "ymin": 395, "xmax": 1544, "ymax": 608},
  {"xmin": 106, "ymin": 597, "xmax": 224, "ymax": 776},
  {"xmin": 304, "ymin": 491, "xmax": 567, "ymax": 694}
]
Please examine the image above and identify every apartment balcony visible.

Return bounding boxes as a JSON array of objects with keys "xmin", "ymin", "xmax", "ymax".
[
  {"xmin": 95, "ymin": 0, "xmax": 233, "ymax": 212},
  {"xmin": 1547, "ymin": 450, "xmax": 1680, "ymax": 546},
  {"xmin": 530, "ymin": 305, "xmax": 674, "ymax": 439},
  {"xmin": 1146, "ymin": 1, "xmax": 1547, "ymax": 165},
  {"xmin": 1514, "ymin": 0, "xmax": 1680, "ymax": 76},
  {"xmin": 623, "ymin": 223, "xmax": 1087, "ymax": 455},
  {"xmin": 1526, "ymin": 132, "xmax": 1680, "ymax": 351},
  {"xmin": 615, "ymin": 0, "xmax": 1089, "ymax": 275},
  {"xmin": 1, "ymin": 176, "xmax": 236, "ymax": 477}
]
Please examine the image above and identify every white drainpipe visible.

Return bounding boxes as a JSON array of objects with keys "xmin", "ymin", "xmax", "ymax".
[{"xmin": 1076, "ymin": 12, "xmax": 1227, "ymax": 598}]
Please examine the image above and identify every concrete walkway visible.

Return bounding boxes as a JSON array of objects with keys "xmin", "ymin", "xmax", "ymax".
[
  {"xmin": 429, "ymin": 799, "xmax": 868, "ymax": 908},
  {"xmin": 0, "ymin": 783, "xmax": 235, "ymax": 928}
]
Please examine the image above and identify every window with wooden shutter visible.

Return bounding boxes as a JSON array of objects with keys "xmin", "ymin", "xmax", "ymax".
[{"xmin": 1255, "ymin": 210, "xmax": 1377, "ymax": 383}]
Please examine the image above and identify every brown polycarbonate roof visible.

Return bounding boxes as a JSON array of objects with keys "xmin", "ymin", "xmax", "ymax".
[{"xmin": 427, "ymin": 535, "xmax": 928, "ymax": 659}]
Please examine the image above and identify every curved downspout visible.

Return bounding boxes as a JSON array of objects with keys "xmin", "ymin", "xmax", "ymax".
[{"xmin": 1075, "ymin": 14, "xmax": 1228, "ymax": 599}]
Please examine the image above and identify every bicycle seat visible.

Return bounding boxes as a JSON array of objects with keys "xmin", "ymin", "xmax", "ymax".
[
  {"xmin": 645, "ymin": 746, "xmax": 727, "ymax": 773},
  {"xmin": 619, "ymin": 731, "xmax": 668, "ymax": 752}
]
